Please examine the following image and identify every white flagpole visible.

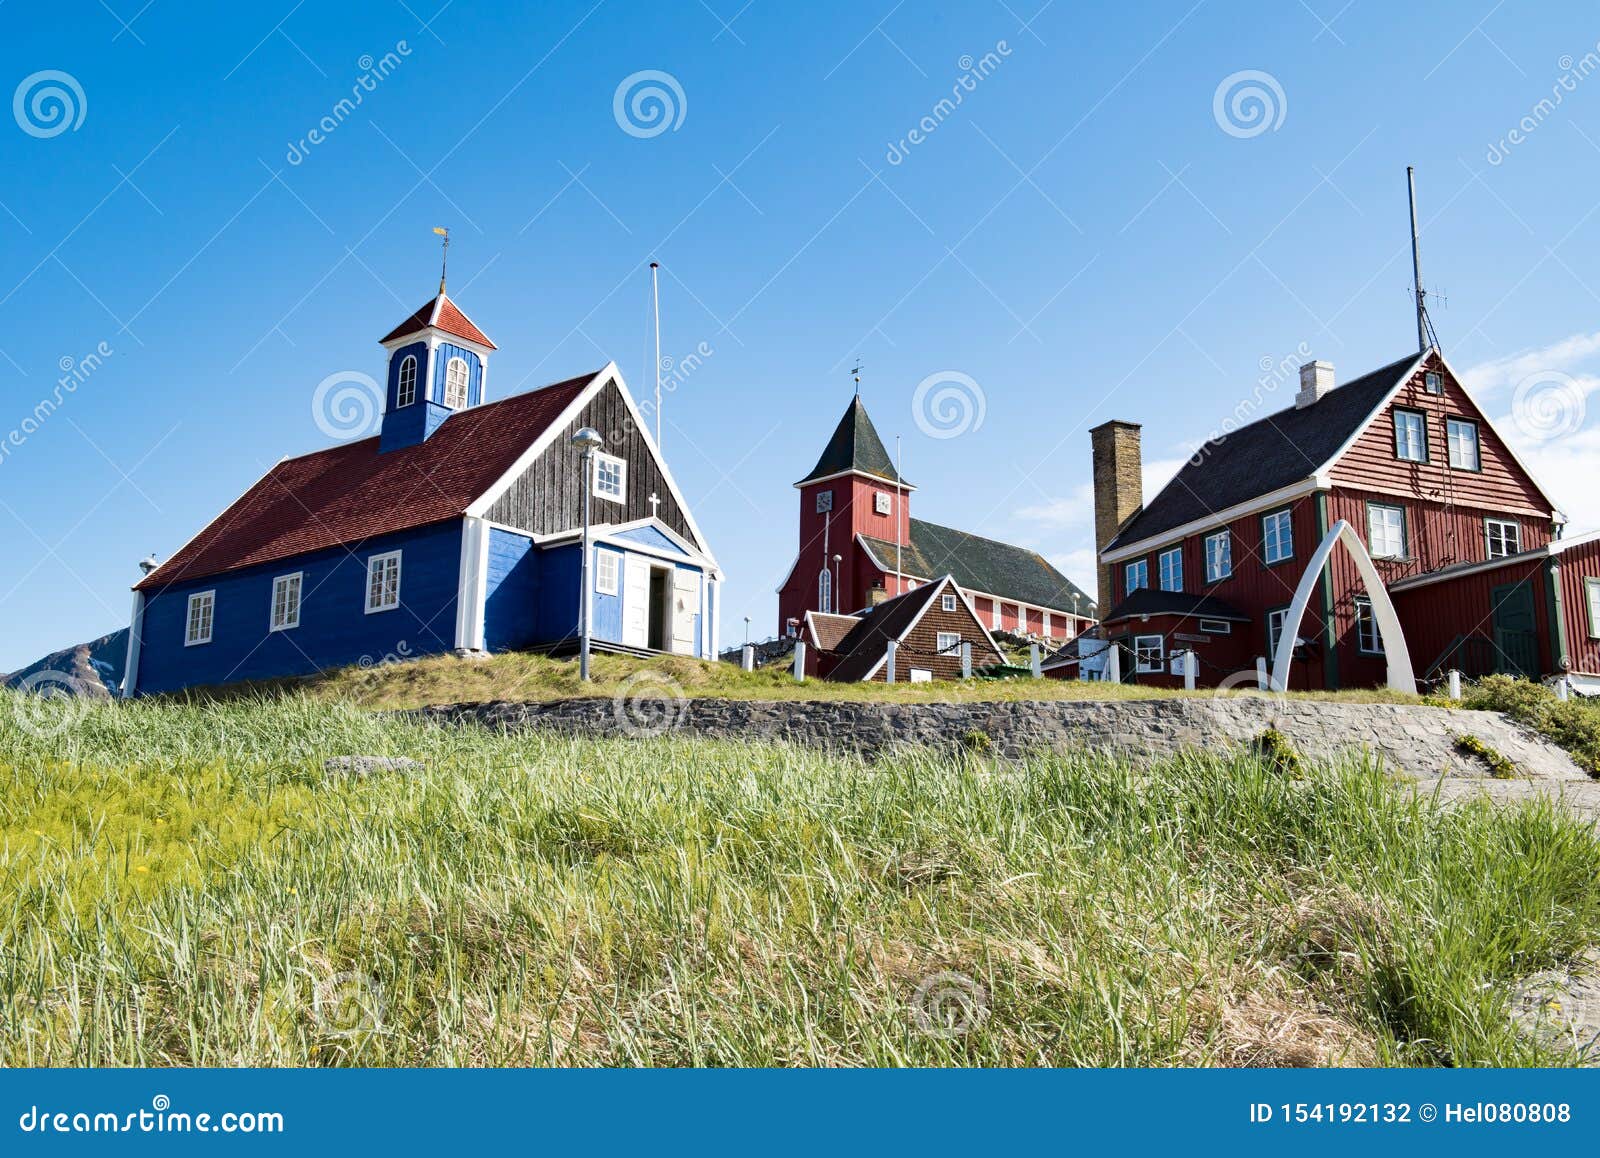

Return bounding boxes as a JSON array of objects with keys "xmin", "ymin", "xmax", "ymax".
[{"xmin": 650, "ymin": 261, "xmax": 662, "ymax": 449}]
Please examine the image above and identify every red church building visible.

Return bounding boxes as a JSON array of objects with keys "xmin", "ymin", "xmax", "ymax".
[
  {"xmin": 777, "ymin": 396, "xmax": 1096, "ymax": 644},
  {"xmin": 1091, "ymin": 348, "xmax": 1600, "ymax": 694}
]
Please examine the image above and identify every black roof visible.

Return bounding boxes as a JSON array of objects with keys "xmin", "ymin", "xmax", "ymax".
[
  {"xmin": 797, "ymin": 397, "xmax": 908, "ymax": 487},
  {"xmin": 1109, "ymin": 352, "xmax": 1421, "ymax": 549},
  {"xmin": 1102, "ymin": 587, "xmax": 1250, "ymax": 624},
  {"xmin": 862, "ymin": 518, "xmax": 1096, "ymax": 616}
]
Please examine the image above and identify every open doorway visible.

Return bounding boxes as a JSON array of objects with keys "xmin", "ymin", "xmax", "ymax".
[{"xmin": 648, "ymin": 567, "xmax": 671, "ymax": 652}]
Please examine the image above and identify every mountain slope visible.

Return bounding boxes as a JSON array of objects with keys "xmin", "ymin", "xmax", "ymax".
[{"xmin": 3, "ymin": 629, "xmax": 127, "ymax": 698}]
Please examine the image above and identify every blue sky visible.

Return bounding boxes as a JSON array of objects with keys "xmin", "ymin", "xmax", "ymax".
[{"xmin": 4, "ymin": 0, "xmax": 1600, "ymax": 670}]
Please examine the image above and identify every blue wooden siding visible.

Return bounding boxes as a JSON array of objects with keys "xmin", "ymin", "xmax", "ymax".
[
  {"xmin": 384, "ymin": 340, "xmax": 428, "ymax": 410},
  {"xmin": 613, "ymin": 525, "xmax": 689, "ymax": 556},
  {"xmin": 483, "ymin": 528, "xmax": 541, "ymax": 652},
  {"xmin": 537, "ymin": 543, "xmax": 582, "ymax": 645},
  {"xmin": 134, "ymin": 521, "xmax": 463, "ymax": 695},
  {"xmin": 433, "ymin": 343, "xmax": 483, "ymax": 407}
]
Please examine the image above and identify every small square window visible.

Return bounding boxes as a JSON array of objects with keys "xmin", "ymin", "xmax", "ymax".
[
  {"xmin": 1486, "ymin": 519, "xmax": 1521, "ymax": 559},
  {"xmin": 1367, "ymin": 504, "xmax": 1406, "ymax": 559},
  {"xmin": 874, "ymin": 491, "xmax": 892, "ymax": 515},
  {"xmin": 940, "ymin": 592, "xmax": 957, "ymax": 612},
  {"xmin": 1125, "ymin": 559, "xmax": 1149, "ymax": 593},
  {"xmin": 936, "ymin": 631, "xmax": 961, "ymax": 654},
  {"xmin": 593, "ymin": 452, "xmax": 626, "ymax": 503},
  {"xmin": 1424, "ymin": 370, "xmax": 1444, "ymax": 394},
  {"xmin": 185, "ymin": 590, "xmax": 215, "ymax": 646},
  {"xmin": 815, "ymin": 490, "xmax": 833, "ymax": 514},
  {"xmin": 595, "ymin": 549, "xmax": 620, "ymax": 596},
  {"xmin": 1134, "ymin": 634, "xmax": 1164, "ymax": 674}
]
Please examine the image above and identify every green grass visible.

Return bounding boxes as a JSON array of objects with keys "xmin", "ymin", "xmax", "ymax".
[
  {"xmin": 2, "ymin": 691, "xmax": 1597, "ymax": 1067},
  {"xmin": 178, "ymin": 649, "xmax": 1429, "ymax": 712}
]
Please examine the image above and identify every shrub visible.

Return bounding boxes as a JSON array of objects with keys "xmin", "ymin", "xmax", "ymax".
[
  {"xmin": 1454, "ymin": 734, "xmax": 1518, "ymax": 779},
  {"xmin": 1458, "ymin": 675, "xmax": 1600, "ymax": 777},
  {"xmin": 1249, "ymin": 727, "xmax": 1304, "ymax": 777}
]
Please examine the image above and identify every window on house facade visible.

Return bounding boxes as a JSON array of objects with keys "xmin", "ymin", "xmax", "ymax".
[
  {"xmin": 1262, "ymin": 509, "xmax": 1294, "ymax": 565},
  {"xmin": 593, "ymin": 452, "xmax": 626, "ymax": 502},
  {"xmin": 365, "ymin": 551, "xmax": 401, "ymax": 613},
  {"xmin": 874, "ymin": 491, "xmax": 892, "ymax": 515},
  {"xmin": 1486, "ymin": 518, "xmax": 1522, "ymax": 559},
  {"xmin": 817, "ymin": 568, "xmax": 832, "ymax": 614},
  {"xmin": 1394, "ymin": 409, "xmax": 1428, "ymax": 463},
  {"xmin": 1587, "ymin": 578, "xmax": 1600, "ymax": 639},
  {"xmin": 1204, "ymin": 530, "xmax": 1232, "ymax": 582},
  {"xmin": 270, "ymin": 572, "xmax": 302, "ymax": 632},
  {"xmin": 1125, "ymin": 559, "xmax": 1149, "ymax": 593},
  {"xmin": 1354, "ymin": 596, "xmax": 1384, "ymax": 655},
  {"xmin": 1424, "ymin": 370, "xmax": 1444, "ymax": 394},
  {"xmin": 941, "ymin": 592, "xmax": 957, "ymax": 612},
  {"xmin": 936, "ymin": 631, "xmax": 961, "ymax": 655},
  {"xmin": 443, "ymin": 357, "xmax": 470, "ymax": 409},
  {"xmin": 1367, "ymin": 504, "xmax": 1406, "ymax": 559},
  {"xmin": 185, "ymin": 591, "xmax": 215, "ymax": 646},
  {"xmin": 1266, "ymin": 607, "xmax": 1290, "ymax": 658},
  {"xmin": 1134, "ymin": 634, "xmax": 1164, "ymax": 673},
  {"xmin": 815, "ymin": 490, "xmax": 833, "ymax": 513},
  {"xmin": 397, "ymin": 355, "xmax": 418, "ymax": 408},
  {"xmin": 1446, "ymin": 418, "xmax": 1481, "ymax": 471},
  {"xmin": 596, "ymin": 549, "xmax": 620, "ymax": 596},
  {"xmin": 1158, "ymin": 547, "xmax": 1183, "ymax": 592},
  {"xmin": 1199, "ymin": 618, "xmax": 1231, "ymax": 635}
]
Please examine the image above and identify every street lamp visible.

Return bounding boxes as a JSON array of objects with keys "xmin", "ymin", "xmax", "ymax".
[
  {"xmin": 743, "ymin": 616, "xmax": 751, "ymax": 645},
  {"xmin": 831, "ymin": 553, "xmax": 842, "ymax": 612},
  {"xmin": 571, "ymin": 426, "xmax": 605, "ymax": 681}
]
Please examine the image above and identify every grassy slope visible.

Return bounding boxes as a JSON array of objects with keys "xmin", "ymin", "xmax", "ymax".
[
  {"xmin": 189, "ymin": 650, "xmax": 1426, "ymax": 712},
  {"xmin": 3, "ymin": 692, "xmax": 1597, "ymax": 1066}
]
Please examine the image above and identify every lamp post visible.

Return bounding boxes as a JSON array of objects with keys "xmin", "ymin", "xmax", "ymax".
[
  {"xmin": 571, "ymin": 427, "xmax": 605, "ymax": 681},
  {"xmin": 743, "ymin": 616, "xmax": 751, "ymax": 646},
  {"xmin": 832, "ymin": 553, "xmax": 842, "ymax": 612}
]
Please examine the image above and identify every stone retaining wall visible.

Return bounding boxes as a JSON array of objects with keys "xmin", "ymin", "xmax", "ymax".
[{"xmin": 412, "ymin": 696, "xmax": 1590, "ymax": 783}]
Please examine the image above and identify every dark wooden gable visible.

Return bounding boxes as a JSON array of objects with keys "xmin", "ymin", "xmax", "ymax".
[{"xmin": 485, "ymin": 377, "xmax": 698, "ymax": 546}]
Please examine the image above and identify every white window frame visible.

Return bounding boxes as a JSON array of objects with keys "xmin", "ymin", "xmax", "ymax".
[
  {"xmin": 1198, "ymin": 618, "xmax": 1231, "ymax": 635},
  {"xmin": 270, "ymin": 572, "xmax": 303, "ymax": 632},
  {"xmin": 1133, "ymin": 634, "xmax": 1164, "ymax": 674},
  {"xmin": 443, "ymin": 356, "xmax": 470, "ymax": 409},
  {"xmin": 1158, "ymin": 547, "xmax": 1183, "ymax": 593},
  {"xmin": 365, "ymin": 550, "xmax": 402, "ymax": 614},
  {"xmin": 940, "ymin": 592, "xmax": 957, "ymax": 613},
  {"xmin": 1587, "ymin": 577, "xmax": 1600, "ymax": 640},
  {"xmin": 1262, "ymin": 509, "xmax": 1294, "ymax": 565},
  {"xmin": 1485, "ymin": 518, "xmax": 1522, "ymax": 560},
  {"xmin": 1424, "ymin": 370, "xmax": 1444, "ymax": 395},
  {"xmin": 185, "ymin": 590, "xmax": 215, "ymax": 646},
  {"xmin": 1125, "ymin": 559, "xmax": 1149, "ymax": 593},
  {"xmin": 874, "ymin": 491, "xmax": 892, "ymax": 515},
  {"xmin": 592, "ymin": 451, "xmax": 626, "ymax": 504},
  {"xmin": 935, "ymin": 631, "xmax": 961, "ymax": 655},
  {"xmin": 1366, "ymin": 504, "xmax": 1406, "ymax": 560},
  {"xmin": 396, "ymin": 355, "xmax": 418, "ymax": 408},
  {"xmin": 1394, "ymin": 408, "xmax": 1428, "ymax": 463},
  {"xmin": 596, "ymin": 549, "xmax": 620, "ymax": 597},
  {"xmin": 1446, "ymin": 418, "xmax": 1480, "ymax": 471},
  {"xmin": 818, "ymin": 568, "xmax": 832, "ymax": 614},
  {"xmin": 1204, "ymin": 530, "xmax": 1232, "ymax": 582},
  {"xmin": 1266, "ymin": 608, "xmax": 1289, "ymax": 657},
  {"xmin": 1354, "ymin": 595, "xmax": 1384, "ymax": 655}
]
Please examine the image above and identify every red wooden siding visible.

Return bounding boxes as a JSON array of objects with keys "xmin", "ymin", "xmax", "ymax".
[
  {"xmin": 1327, "ymin": 354, "xmax": 1553, "ymax": 517},
  {"xmin": 1558, "ymin": 539, "xmax": 1600, "ymax": 677},
  {"xmin": 1389, "ymin": 557, "xmax": 1553, "ymax": 680}
]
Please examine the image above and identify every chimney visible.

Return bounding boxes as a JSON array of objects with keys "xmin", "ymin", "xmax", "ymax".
[
  {"xmin": 1090, "ymin": 420, "xmax": 1143, "ymax": 616},
  {"xmin": 1295, "ymin": 360, "xmax": 1335, "ymax": 409}
]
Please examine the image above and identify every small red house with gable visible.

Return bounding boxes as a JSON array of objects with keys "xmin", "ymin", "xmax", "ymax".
[
  {"xmin": 777, "ymin": 396, "xmax": 1096, "ymax": 642},
  {"xmin": 1091, "ymin": 348, "xmax": 1600, "ymax": 694}
]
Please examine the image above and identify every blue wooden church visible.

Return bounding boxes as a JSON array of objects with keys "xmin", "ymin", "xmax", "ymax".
[{"xmin": 122, "ymin": 286, "xmax": 722, "ymax": 695}]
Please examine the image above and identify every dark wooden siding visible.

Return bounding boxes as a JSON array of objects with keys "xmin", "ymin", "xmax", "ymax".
[
  {"xmin": 1327, "ymin": 354, "xmax": 1553, "ymax": 516},
  {"xmin": 485, "ymin": 378, "xmax": 696, "ymax": 545},
  {"xmin": 874, "ymin": 597, "xmax": 1003, "ymax": 682}
]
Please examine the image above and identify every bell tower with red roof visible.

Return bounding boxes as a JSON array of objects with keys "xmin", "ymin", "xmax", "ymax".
[{"xmin": 377, "ymin": 285, "xmax": 498, "ymax": 453}]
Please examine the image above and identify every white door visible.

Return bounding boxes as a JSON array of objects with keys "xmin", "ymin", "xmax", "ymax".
[
  {"xmin": 670, "ymin": 569, "xmax": 701, "ymax": 655},
  {"xmin": 622, "ymin": 555, "xmax": 650, "ymax": 649}
]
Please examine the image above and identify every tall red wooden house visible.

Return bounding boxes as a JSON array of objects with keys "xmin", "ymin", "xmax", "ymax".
[
  {"xmin": 1090, "ymin": 349, "xmax": 1600, "ymax": 693},
  {"xmin": 776, "ymin": 396, "xmax": 1096, "ymax": 657}
]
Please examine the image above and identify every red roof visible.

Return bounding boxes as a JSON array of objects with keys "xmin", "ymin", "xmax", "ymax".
[
  {"xmin": 137, "ymin": 370, "xmax": 598, "ymax": 592},
  {"xmin": 380, "ymin": 292, "xmax": 497, "ymax": 349}
]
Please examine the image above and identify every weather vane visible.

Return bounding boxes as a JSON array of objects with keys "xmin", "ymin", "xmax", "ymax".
[
  {"xmin": 433, "ymin": 226, "xmax": 450, "ymax": 293},
  {"xmin": 851, "ymin": 359, "xmax": 863, "ymax": 396}
]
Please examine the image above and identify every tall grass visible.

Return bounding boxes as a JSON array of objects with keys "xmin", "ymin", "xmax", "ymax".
[{"xmin": 1, "ymin": 691, "xmax": 1596, "ymax": 1066}]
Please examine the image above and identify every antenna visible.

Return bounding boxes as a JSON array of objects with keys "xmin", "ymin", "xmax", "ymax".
[
  {"xmin": 1406, "ymin": 168, "xmax": 1439, "ymax": 352},
  {"xmin": 650, "ymin": 261, "xmax": 662, "ymax": 449},
  {"xmin": 895, "ymin": 435, "xmax": 903, "ymax": 589},
  {"xmin": 433, "ymin": 226, "xmax": 450, "ymax": 293}
]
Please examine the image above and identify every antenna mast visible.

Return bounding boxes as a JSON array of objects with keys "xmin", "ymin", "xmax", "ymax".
[
  {"xmin": 895, "ymin": 435, "xmax": 903, "ymax": 592},
  {"xmin": 1406, "ymin": 168, "xmax": 1438, "ymax": 352},
  {"xmin": 650, "ymin": 262, "xmax": 662, "ymax": 449}
]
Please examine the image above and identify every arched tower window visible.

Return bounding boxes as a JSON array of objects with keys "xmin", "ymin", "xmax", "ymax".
[
  {"xmin": 396, "ymin": 355, "xmax": 418, "ymax": 408},
  {"xmin": 444, "ymin": 357, "xmax": 470, "ymax": 409},
  {"xmin": 818, "ymin": 568, "xmax": 832, "ymax": 614}
]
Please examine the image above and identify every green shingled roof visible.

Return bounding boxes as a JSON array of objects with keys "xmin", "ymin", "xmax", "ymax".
[
  {"xmin": 796, "ymin": 397, "xmax": 909, "ymax": 487},
  {"xmin": 861, "ymin": 518, "xmax": 1097, "ymax": 617}
]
